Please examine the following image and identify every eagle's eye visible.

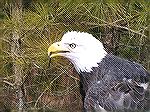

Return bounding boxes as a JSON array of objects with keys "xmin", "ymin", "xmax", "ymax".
[{"xmin": 69, "ymin": 43, "xmax": 76, "ymax": 49}]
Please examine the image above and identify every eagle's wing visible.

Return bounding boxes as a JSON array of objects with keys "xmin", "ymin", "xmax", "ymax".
[{"xmin": 84, "ymin": 55, "xmax": 150, "ymax": 112}]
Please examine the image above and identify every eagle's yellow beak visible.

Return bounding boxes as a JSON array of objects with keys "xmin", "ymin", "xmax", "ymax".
[{"xmin": 48, "ymin": 42, "xmax": 69, "ymax": 58}]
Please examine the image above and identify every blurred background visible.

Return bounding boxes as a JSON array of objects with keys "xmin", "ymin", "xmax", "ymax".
[{"xmin": 0, "ymin": 0, "xmax": 149, "ymax": 112}]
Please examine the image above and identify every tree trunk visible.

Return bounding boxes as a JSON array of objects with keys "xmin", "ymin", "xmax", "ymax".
[{"xmin": 11, "ymin": 0, "xmax": 26, "ymax": 111}]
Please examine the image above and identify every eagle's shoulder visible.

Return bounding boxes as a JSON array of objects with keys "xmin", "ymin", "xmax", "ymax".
[
  {"xmin": 95, "ymin": 54, "xmax": 150, "ymax": 83},
  {"xmin": 84, "ymin": 54, "xmax": 150, "ymax": 112}
]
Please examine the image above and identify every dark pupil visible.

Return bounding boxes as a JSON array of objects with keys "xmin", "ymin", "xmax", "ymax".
[{"xmin": 69, "ymin": 43, "xmax": 76, "ymax": 48}]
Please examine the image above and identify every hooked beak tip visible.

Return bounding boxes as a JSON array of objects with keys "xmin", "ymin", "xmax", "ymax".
[{"xmin": 48, "ymin": 52, "xmax": 51, "ymax": 58}]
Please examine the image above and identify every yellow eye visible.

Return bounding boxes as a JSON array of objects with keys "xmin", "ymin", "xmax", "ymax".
[{"xmin": 69, "ymin": 43, "xmax": 76, "ymax": 49}]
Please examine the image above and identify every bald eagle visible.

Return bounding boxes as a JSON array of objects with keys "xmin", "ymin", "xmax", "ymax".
[{"xmin": 48, "ymin": 31, "xmax": 150, "ymax": 112}]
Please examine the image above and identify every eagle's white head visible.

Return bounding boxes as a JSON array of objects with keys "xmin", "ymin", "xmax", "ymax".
[{"xmin": 48, "ymin": 31, "xmax": 107, "ymax": 72}]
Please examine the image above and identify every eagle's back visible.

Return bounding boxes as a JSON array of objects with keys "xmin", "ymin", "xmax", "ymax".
[{"xmin": 80, "ymin": 54, "xmax": 150, "ymax": 112}]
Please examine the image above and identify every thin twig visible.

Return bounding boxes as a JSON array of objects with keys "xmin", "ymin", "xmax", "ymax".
[
  {"xmin": 82, "ymin": 22, "xmax": 147, "ymax": 37},
  {"xmin": 3, "ymin": 80, "xmax": 14, "ymax": 86},
  {"xmin": 113, "ymin": 24, "xmax": 147, "ymax": 37}
]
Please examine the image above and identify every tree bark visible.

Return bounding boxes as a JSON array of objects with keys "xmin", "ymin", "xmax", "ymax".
[{"xmin": 11, "ymin": 0, "xmax": 26, "ymax": 111}]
